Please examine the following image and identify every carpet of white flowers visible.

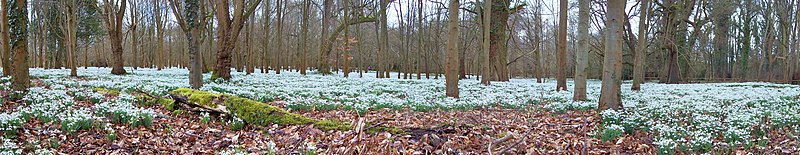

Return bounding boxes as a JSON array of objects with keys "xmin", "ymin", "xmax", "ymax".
[{"xmin": 1, "ymin": 67, "xmax": 799, "ymax": 153}]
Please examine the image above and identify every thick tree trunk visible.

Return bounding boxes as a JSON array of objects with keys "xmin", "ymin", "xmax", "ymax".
[
  {"xmin": 102, "ymin": 0, "xmax": 128, "ymax": 75},
  {"xmin": 188, "ymin": 29, "xmax": 203, "ymax": 89},
  {"xmin": 598, "ymin": 0, "xmax": 625, "ymax": 112},
  {"xmin": 631, "ymin": 0, "xmax": 650, "ymax": 90},
  {"xmin": 211, "ymin": 0, "xmax": 263, "ymax": 80},
  {"xmin": 488, "ymin": 0, "xmax": 510, "ymax": 82},
  {"xmin": 573, "ymin": 0, "xmax": 589, "ymax": 100},
  {"xmin": 445, "ymin": 0, "xmax": 459, "ymax": 98},
  {"xmin": 11, "ymin": 0, "xmax": 29, "ymax": 91},
  {"xmin": 317, "ymin": 0, "xmax": 334, "ymax": 75},
  {"xmin": 556, "ymin": 0, "xmax": 567, "ymax": 91}
]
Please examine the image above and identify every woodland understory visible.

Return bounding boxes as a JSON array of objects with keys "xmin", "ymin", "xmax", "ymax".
[{"xmin": 0, "ymin": 68, "xmax": 798, "ymax": 154}]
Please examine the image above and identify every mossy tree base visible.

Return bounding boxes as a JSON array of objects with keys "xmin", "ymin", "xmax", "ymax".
[{"xmin": 169, "ymin": 88, "xmax": 350, "ymax": 131}]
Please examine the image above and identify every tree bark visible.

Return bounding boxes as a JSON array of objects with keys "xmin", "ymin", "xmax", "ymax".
[
  {"xmin": 481, "ymin": 0, "xmax": 492, "ymax": 85},
  {"xmin": 64, "ymin": 0, "xmax": 78, "ymax": 77},
  {"xmin": 488, "ymin": 0, "xmax": 511, "ymax": 82},
  {"xmin": 262, "ymin": 0, "xmax": 270, "ymax": 74},
  {"xmin": 11, "ymin": 0, "xmax": 29, "ymax": 91},
  {"xmin": 631, "ymin": 0, "xmax": 650, "ymax": 90},
  {"xmin": 300, "ymin": 0, "xmax": 310, "ymax": 75},
  {"xmin": 101, "ymin": 0, "xmax": 128, "ymax": 75},
  {"xmin": 212, "ymin": 0, "xmax": 264, "ymax": 80},
  {"xmin": 1, "ymin": 0, "xmax": 11, "ymax": 77},
  {"xmin": 556, "ymin": 0, "xmax": 567, "ymax": 91},
  {"xmin": 445, "ymin": 0, "xmax": 459, "ymax": 98},
  {"xmin": 598, "ymin": 0, "xmax": 625, "ymax": 112},
  {"xmin": 379, "ymin": 0, "xmax": 389, "ymax": 78},
  {"xmin": 274, "ymin": 0, "xmax": 283, "ymax": 74},
  {"xmin": 573, "ymin": 0, "xmax": 589, "ymax": 100}
]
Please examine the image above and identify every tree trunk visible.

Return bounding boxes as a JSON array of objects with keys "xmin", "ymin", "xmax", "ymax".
[
  {"xmin": 416, "ymin": 0, "xmax": 422, "ymax": 79},
  {"xmin": 1, "ymin": 0, "xmax": 11, "ymax": 77},
  {"xmin": 11, "ymin": 0, "xmax": 29, "ymax": 91},
  {"xmin": 631, "ymin": 0, "xmax": 650, "ymax": 90},
  {"xmin": 573, "ymin": 0, "xmax": 589, "ymax": 100},
  {"xmin": 598, "ymin": 0, "xmax": 625, "ymax": 112},
  {"xmin": 274, "ymin": 0, "xmax": 282, "ymax": 74},
  {"xmin": 480, "ymin": 0, "xmax": 492, "ymax": 85},
  {"xmin": 379, "ymin": 0, "xmax": 389, "ymax": 78},
  {"xmin": 556, "ymin": 0, "xmax": 567, "ymax": 91},
  {"xmin": 262, "ymin": 0, "xmax": 270, "ymax": 74},
  {"xmin": 246, "ymin": 15, "xmax": 255, "ymax": 75},
  {"xmin": 488, "ymin": 0, "xmax": 510, "ymax": 82},
  {"xmin": 300, "ymin": 0, "xmax": 310, "ymax": 75},
  {"xmin": 445, "ymin": 0, "xmax": 459, "ymax": 98},
  {"xmin": 316, "ymin": 0, "xmax": 334, "ymax": 75},
  {"xmin": 343, "ymin": 0, "xmax": 351, "ymax": 78},
  {"xmin": 156, "ymin": 0, "xmax": 165, "ymax": 70},
  {"xmin": 66, "ymin": 0, "xmax": 78, "ymax": 77},
  {"xmin": 101, "ymin": 0, "xmax": 128, "ymax": 75},
  {"xmin": 212, "ymin": 0, "xmax": 263, "ymax": 80}
]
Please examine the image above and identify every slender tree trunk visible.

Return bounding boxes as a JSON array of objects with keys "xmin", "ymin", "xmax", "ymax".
[
  {"xmin": 632, "ymin": 0, "xmax": 650, "ymax": 90},
  {"xmin": 556, "ymin": 0, "xmax": 567, "ymax": 91},
  {"xmin": 573, "ymin": 0, "xmax": 589, "ymax": 100},
  {"xmin": 379, "ymin": 0, "xmax": 388, "ymax": 78},
  {"xmin": 65, "ymin": 0, "xmax": 78, "ymax": 77},
  {"xmin": 274, "ymin": 0, "xmax": 283, "ymax": 74},
  {"xmin": 598, "ymin": 0, "xmax": 625, "ymax": 111},
  {"xmin": 262, "ymin": 0, "xmax": 270, "ymax": 74},
  {"xmin": 343, "ymin": 0, "xmax": 351, "ymax": 78},
  {"xmin": 246, "ymin": 15, "xmax": 255, "ymax": 74},
  {"xmin": 446, "ymin": 0, "xmax": 459, "ymax": 98},
  {"xmin": 300, "ymin": 0, "xmax": 310, "ymax": 75},
  {"xmin": 481, "ymin": 0, "xmax": 492, "ymax": 85},
  {"xmin": 0, "ymin": 0, "xmax": 10, "ymax": 77}
]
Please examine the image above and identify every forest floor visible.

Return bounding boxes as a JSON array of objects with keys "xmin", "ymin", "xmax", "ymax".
[{"xmin": 0, "ymin": 67, "xmax": 799, "ymax": 154}]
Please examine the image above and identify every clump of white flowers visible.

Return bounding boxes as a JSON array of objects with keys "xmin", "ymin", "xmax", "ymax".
[
  {"xmin": 95, "ymin": 93, "xmax": 155, "ymax": 127},
  {"xmin": 0, "ymin": 138, "xmax": 21, "ymax": 155}
]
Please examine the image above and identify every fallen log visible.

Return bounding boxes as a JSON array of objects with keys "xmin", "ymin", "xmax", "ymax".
[{"xmin": 169, "ymin": 88, "xmax": 350, "ymax": 131}]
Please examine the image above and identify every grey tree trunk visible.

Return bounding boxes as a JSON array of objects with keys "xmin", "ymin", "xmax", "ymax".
[
  {"xmin": 573, "ymin": 0, "xmax": 589, "ymax": 100},
  {"xmin": 598, "ymin": 0, "xmax": 625, "ymax": 111},
  {"xmin": 481, "ymin": 0, "xmax": 492, "ymax": 85},
  {"xmin": 631, "ymin": 0, "xmax": 650, "ymax": 90},
  {"xmin": 446, "ymin": 0, "xmax": 459, "ymax": 98}
]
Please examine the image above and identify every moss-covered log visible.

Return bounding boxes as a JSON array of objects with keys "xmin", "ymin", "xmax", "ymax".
[{"xmin": 169, "ymin": 88, "xmax": 350, "ymax": 131}]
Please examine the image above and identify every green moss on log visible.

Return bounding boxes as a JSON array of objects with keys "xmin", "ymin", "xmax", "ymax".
[
  {"xmin": 158, "ymin": 98, "xmax": 176, "ymax": 111},
  {"xmin": 366, "ymin": 125, "xmax": 406, "ymax": 135},
  {"xmin": 170, "ymin": 88, "xmax": 351, "ymax": 131},
  {"xmin": 171, "ymin": 88, "xmax": 222, "ymax": 108},
  {"xmin": 94, "ymin": 88, "xmax": 121, "ymax": 96}
]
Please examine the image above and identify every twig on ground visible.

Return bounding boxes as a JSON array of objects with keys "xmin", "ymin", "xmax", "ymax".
[
  {"xmin": 497, "ymin": 127, "xmax": 533, "ymax": 155},
  {"xmin": 488, "ymin": 131, "xmax": 514, "ymax": 155}
]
